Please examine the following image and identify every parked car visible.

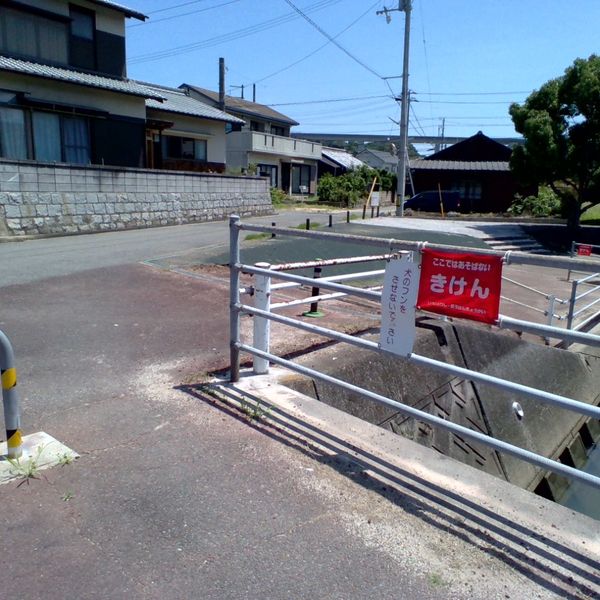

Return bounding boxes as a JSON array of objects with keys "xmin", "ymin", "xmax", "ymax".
[{"xmin": 404, "ymin": 190, "xmax": 461, "ymax": 212}]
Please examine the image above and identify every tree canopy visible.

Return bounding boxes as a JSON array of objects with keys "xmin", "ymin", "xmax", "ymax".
[{"xmin": 509, "ymin": 54, "xmax": 600, "ymax": 227}]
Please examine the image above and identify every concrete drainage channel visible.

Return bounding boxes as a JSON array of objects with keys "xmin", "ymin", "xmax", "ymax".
[{"xmin": 277, "ymin": 318, "xmax": 600, "ymax": 512}]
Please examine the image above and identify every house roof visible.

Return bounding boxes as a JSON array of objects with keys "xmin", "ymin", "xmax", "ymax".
[
  {"xmin": 86, "ymin": 0, "xmax": 147, "ymax": 21},
  {"xmin": 356, "ymin": 148, "xmax": 398, "ymax": 166},
  {"xmin": 321, "ymin": 148, "xmax": 365, "ymax": 170},
  {"xmin": 143, "ymin": 83, "xmax": 245, "ymax": 124},
  {"xmin": 181, "ymin": 84, "xmax": 299, "ymax": 126},
  {"xmin": 411, "ymin": 159, "xmax": 510, "ymax": 172},
  {"xmin": 426, "ymin": 131, "xmax": 512, "ymax": 162},
  {"xmin": 0, "ymin": 56, "xmax": 163, "ymax": 99}
]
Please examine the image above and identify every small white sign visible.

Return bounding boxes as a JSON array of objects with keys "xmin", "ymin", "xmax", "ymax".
[
  {"xmin": 371, "ymin": 191, "xmax": 380, "ymax": 207},
  {"xmin": 379, "ymin": 253, "xmax": 420, "ymax": 357}
]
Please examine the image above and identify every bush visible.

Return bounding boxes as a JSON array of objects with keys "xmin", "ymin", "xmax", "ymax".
[
  {"xmin": 508, "ymin": 186, "xmax": 561, "ymax": 217},
  {"xmin": 270, "ymin": 187, "xmax": 290, "ymax": 206},
  {"xmin": 317, "ymin": 166, "xmax": 394, "ymax": 207}
]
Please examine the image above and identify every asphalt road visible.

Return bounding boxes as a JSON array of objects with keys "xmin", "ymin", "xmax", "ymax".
[{"xmin": 0, "ymin": 212, "xmax": 580, "ymax": 599}]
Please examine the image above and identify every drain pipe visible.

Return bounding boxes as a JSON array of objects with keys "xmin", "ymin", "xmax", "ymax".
[{"xmin": 1, "ymin": 330, "xmax": 22, "ymax": 459}]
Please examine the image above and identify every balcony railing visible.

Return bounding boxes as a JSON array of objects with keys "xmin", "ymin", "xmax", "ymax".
[{"xmin": 233, "ymin": 131, "xmax": 322, "ymax": 160}]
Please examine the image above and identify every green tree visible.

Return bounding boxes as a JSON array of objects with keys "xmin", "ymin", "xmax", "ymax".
[{"xmin": 509, "ymin": 54, "xmax": 600, "ymax": 228}]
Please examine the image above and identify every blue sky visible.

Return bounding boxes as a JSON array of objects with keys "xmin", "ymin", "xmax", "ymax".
[{"xmin": 123, "ymin": 0, "xmax": 600, "ymax": 143}]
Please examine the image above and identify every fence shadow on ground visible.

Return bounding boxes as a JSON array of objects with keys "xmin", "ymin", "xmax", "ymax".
[{"xmin": 178, "ymin": 381, "xmax": 599, "ymax": 600}]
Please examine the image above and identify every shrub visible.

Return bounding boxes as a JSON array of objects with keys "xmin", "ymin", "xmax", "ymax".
[
  {"xmin": 317, "ymin": 166, "xmax": 392, "ymax": 207},
  {"xmin": 270, "ymin": 187, "xmax": 289, "ymax": 206},
  {"xmin": 508, "ymin": 186, "xmax": 561, "ymax": 217}
]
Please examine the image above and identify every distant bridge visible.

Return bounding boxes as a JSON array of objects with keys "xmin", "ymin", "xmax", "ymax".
[{"xmin": 292, "ymin": 133, "xmax": 524, "ymax": 146}]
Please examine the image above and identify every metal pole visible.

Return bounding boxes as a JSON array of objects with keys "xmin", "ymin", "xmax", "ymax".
[
  {"xmin": 545, "ymin": 295, "xmax": 556, "ymax": 344},
  {"xmin": 229, "ymin": 215, "xmax": 241, "ymax": 382},
  {"xmin": 328, "ymin": 214, "xmax": 333, "ymax": 228},
  {"xmin": 303, "ymin": 266, "xmax": 324, "ymax": 318},
  {"xmin": 253, "ymin": 262, "xmax": 272, "ymax": 375},
  {"xmin": 0, "ymin": 329, "xmax": 22, "ymax": 459},
  {"xmin": 396, "ymin": 0, "xmax": 412, "ymax": 217},
  {"xmin": 346, "ymin": 210, "xmax": 350, "ymax": 223},
  {"xmin": 271, "ymin": 221, "xmax": 276, "ymax": 239},
  {"xmin": 567, "ymin": 241, "xmax": 575, "ymax": 281},
  {"xmin": 566, "ymin": 279, "xmax": 578, "ymax": 332},
  {"xmin": 306, "ymin": 218, "xmax": 310, "ymax": 230}
]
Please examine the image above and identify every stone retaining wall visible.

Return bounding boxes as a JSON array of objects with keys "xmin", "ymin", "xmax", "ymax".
[{"xmin": 0, "ymin": 160, "xmax": 272, "ymax": 237}]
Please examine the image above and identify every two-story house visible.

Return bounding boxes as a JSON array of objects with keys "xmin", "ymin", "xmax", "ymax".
[
  {"xmin": 0, "ymin": 0, "xmax": 160, "ymax": 167},
  {"xmin": 0, "ymin": 0, "xmax": 242, "ymax": 171},
  {"xmin": 181, "ymin": 84, "xmax": 322, "ymax": 194}
]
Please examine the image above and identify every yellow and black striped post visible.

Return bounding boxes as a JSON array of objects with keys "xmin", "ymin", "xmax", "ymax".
[{"xmin": 1, "ymin": 330, "xmax": 22, "ymax": 459}]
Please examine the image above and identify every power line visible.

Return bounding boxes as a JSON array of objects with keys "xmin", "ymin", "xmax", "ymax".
[
  {"xmin": 248, "ymin": 1, "xmax": 380, "ymax": 86},
  {"xmin": 282, "ymin": 0, "xmax": 383, "ymax": 79},
  {"xmin": 270, "ymin": 94, "xmax": 390, "ymax": 106},
  {"xmin": 129, "ymin": 0, "xmax": 341, "ymax": 64},
  {"xmin": 145, "ymin": 0, "xmax": 212, "ymax": 15},
  {"xmin": 128, "ymin": 0, "xmax": 239, "ymax": 28}
]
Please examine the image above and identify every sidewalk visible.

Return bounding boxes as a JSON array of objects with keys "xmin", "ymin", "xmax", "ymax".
[{"xmin": 1, "ymin": 215, "xmax": 599, "ymax": 599}]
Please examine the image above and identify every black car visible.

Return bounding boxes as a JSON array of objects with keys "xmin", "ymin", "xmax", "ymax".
[{"xmin": 403, "ymin": 190, "xmax": 461, "ymax": 212}]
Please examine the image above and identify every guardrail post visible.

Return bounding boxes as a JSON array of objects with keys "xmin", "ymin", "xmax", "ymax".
[
  {"xmin": 1, "ymin": 330, "xmax": 22, "ymax": 459},
  {"xmin": 545, "ymin": 295, "xmax": 556, "ymax": 344},
  {"xmin": 566, "ymin": 279, "xmax": 578, "ymax": 333},
  {"xmin": 567, "ymin": 241, "xmax": 576, "ymax": 281},
  {"xmin": 253, "ymin": 262, "xmax": 272, "ymax": 374},
  {"xmin": 303, "ymin": 266, "xmax": 324, "ymax": 318},
  {"xmin": 229, "ymin": 215, "xmax": 241, "ymax": 382}
]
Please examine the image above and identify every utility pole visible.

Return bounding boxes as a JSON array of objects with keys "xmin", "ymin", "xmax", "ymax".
[{"xmin": 378, "ymin": 0, "xmax": 412, "ymax": 217}]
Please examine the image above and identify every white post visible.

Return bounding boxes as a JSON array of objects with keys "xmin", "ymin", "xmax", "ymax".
[
  {"xmin": 253, "ymin": 262, "xmax": 272, "ymax": 374},
  {"xmin": 545, "ymin": 294, "xmax": 556, "ymax": 344}
]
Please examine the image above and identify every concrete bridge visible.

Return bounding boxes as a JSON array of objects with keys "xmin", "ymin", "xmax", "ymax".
[{"xmin": 293, "ymin": 132, "xmax": 524, "ymax": 147}]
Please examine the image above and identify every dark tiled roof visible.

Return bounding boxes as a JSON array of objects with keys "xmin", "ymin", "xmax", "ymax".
[
  {"xmin": 181, "ymin": 84, "xmax": 299, "ymax": 126},
  {"xmin": 87, "ymin": 0, "xmax": 147, "ymax": 21},
  {"xmin": 143, "ymin": 83, "xmax": 245, "ymax": 124},
  {"xmin": 411, "ymin": 159, "xmax": 510, "ymax": 172},
  {"xmin": 0, "ymin": 56, "xmax": 163, "ymax": 99}
]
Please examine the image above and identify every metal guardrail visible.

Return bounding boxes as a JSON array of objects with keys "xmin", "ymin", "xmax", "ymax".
[
  {"xmin": 228, "ymin": 216, "xmax": 600, "ymax": 491},
  {"xmin": 1, "ymin": 330, "xmax": 22, "ymax": 459}
]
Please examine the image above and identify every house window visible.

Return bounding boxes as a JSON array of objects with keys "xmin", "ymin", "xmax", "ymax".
[
  {"xmin": 0, "ymin": 107, "xmax": 28, "ymax": 160},
  {"xmin": 258, "ymin": 164, "xmax": 278, "ymax": 187},
  {"xmin": 32, "ymin": 112, "xmax": 62, "ymax": 162},
  {"xmin": 62, "ymin": 116, "xmax": 90, "ymax": 164},
  {"xmin": 163, "ymin": 136, "xmax": 207, "ymax": 161},
  {"xmin": 291, "ymin": 164, "xmax": 311, "ymax": 194},
  {"xmin": 250, "ymin": 121, "xmax": 265, "ymax": 132},
  {"xmin": 69, "ymin": 6, "xmax": 96, "ymax": 71},
  {"xmin": 271, "ymin": 125, "xmax": 285, "ymax": 136},
  {"xmin": 0, "ymin": 7, "xmax": 68, "ymax": 65}
]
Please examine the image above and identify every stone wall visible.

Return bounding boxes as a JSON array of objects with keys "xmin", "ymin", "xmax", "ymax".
[{"xmin": 0, "ymin": 160, "xmax": 272, "ymax": 237}]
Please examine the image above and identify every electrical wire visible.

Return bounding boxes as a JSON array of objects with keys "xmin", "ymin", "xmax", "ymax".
[
  {"xmin": 128, "ymin": 0, "xmax": 239, "ymax": 28},
  {"xmin": 282, "ymin": 0, "xmax": 383, "ymax": 79},
  {"xmin": 249, "ymin": 1, "xmax": 380, "ymax": 86},
  {"xmin": 129, "ymin": 0, "xmax": 341, "ymax": 64}
]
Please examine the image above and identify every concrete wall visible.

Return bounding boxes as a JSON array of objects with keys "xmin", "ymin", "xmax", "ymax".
[
  {"xmin": 0, "ymin": 160, "xmax": 272, "ymax": 237},
  {"xmin": 283, "ymin": 318, "xmax": 600, "ymax": 494}
]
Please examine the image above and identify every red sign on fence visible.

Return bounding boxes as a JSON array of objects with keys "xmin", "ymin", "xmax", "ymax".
[
  {"xmin": 577, "ymin": 244, "xmax": 592, "ymax": 256},
  {"xmin": 417, "ymin": 248, "xmax": 503, "ymax": 324}
]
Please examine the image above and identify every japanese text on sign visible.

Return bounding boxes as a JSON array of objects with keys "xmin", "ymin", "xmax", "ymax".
[
  {"xmin": 379, "ymin": 253, "xmax": 420, "ymax": 356},
  {"xmin": 417, "ymin": 248, "xmax": 503, "ymax": 324}
]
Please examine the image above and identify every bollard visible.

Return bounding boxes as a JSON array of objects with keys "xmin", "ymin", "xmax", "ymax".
[
  {"xmin": 377, "ymin": 206, "xmax": 380, "ymax": 218},
  {"xmin": 362, "ymin": 205, "xmax": 366, "ymax": 219},
  {"xmin": 1, "ymin": 330, "xmax": 22, "ymax": 459},
  {"xmin": 253, "ymin": 262, "xmax": 272, "ymax": 374},
  {"xmin": 328, "ymin": 214, "xmax": 333, "ymax": 228},
  {"xmin": 346, "ymin": 210, "xmax": 350, "ymax": 224},
  {"xmin": 271, "ymin": 221, "xmax": 276, "ymax": 239},
  {"xmin": 370, "ymin": 206, "xmax": 374, "ymax": 218},
  {"xmin": 306, "ymin": 218, "xmax": 310, "ymax": 230},
  {"xmin": 302, "ymin": 266, "xmax": 324, "ymax": 318}
]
